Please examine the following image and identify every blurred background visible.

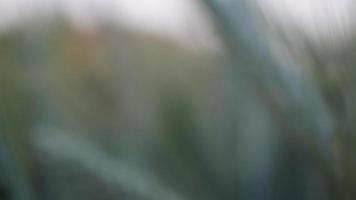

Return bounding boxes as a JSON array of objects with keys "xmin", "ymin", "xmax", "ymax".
[{"xmin": 1, "ymin": 0, "xmax": 356, "ymax": 199}]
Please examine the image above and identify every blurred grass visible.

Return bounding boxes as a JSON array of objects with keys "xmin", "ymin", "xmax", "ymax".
[{"xmin": 1, "ymin": 0, "xmax": 356, "ymax": 199}]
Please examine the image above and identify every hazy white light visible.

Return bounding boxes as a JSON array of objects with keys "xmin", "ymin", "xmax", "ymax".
[
  {"xmin": 0, "ymin": 0, "xmax": 354, "ymax": 49},
  {"xmin": 258, "ymin": 0, "xmax": 355, "ymax": 42},
  {"xmin": 112, "ymin": 0, "xmax": 221, "ymax": 51}
]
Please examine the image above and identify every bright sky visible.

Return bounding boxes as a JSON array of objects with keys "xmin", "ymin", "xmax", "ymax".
[
  {"xmin": 257, "ymin": 0, "xmax": 355, "ymax": 41},
  {"xmin": 0, "ymin": 0, "xmax": 354, "ymax": 49}
]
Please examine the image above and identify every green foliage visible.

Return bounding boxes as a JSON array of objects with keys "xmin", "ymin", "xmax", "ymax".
[{"xmin": 1, "ymin": 0, "xmax": 356, "ymax": 199}]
